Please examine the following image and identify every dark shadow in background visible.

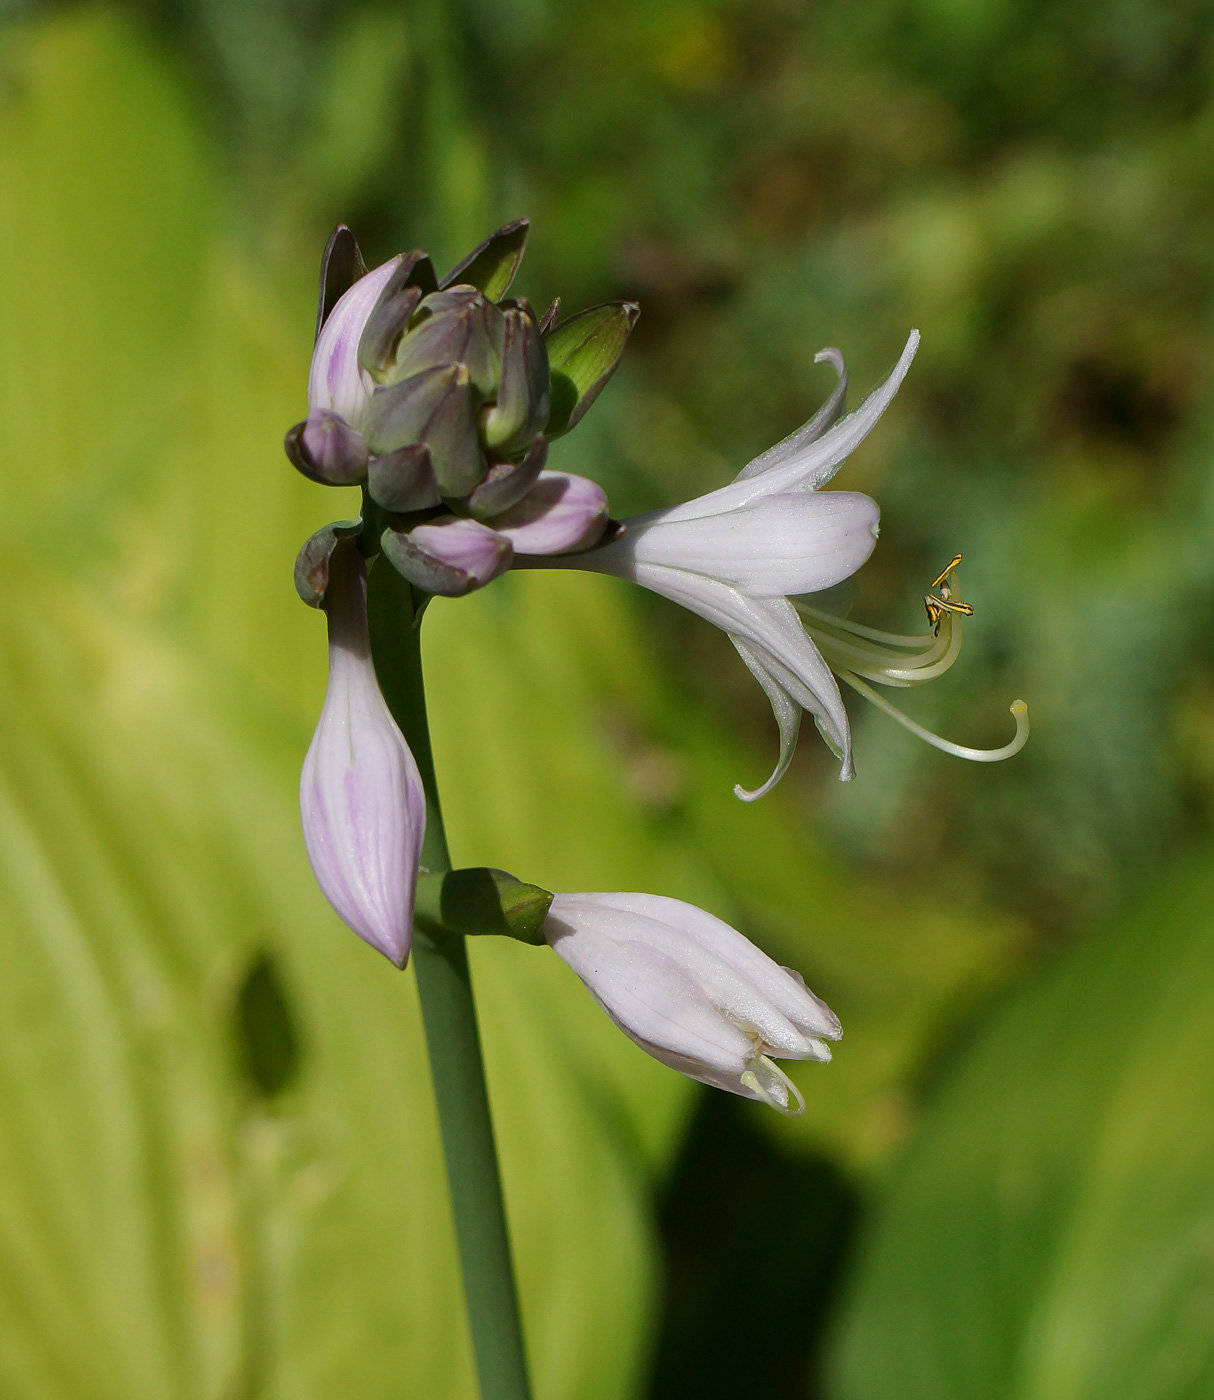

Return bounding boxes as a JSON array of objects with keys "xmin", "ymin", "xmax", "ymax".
[{"xmin": 646, "ymin": 1089, "xmax": 860, "ymax": 1400}]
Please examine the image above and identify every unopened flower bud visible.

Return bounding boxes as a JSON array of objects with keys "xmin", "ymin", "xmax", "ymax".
[
  {"xmin": 381, "ymin": 514, "xmax": 512, "ymax": 597},
  {"xmin": 300, "ymin": 542, "xmax": 426, "ymax": 967},
  {"xmin": 285, "ymin": 408, "xmax": 370, "ymax": 486},
  {"xmin": 308, "ymin": 256, "xmax": 401, "ymax": 431},
  {"xmin": 483, "ymin": 305, "xmax": 550, "ymax": 453},
  {"xmin": 491, "ymin": 471, "xmax": 609, "ymax": 554},
  {"xmin": 544, "ymin": 892, "xmax": 841, "ymax": 1113},
  {"xmin": 357, "ymin": 251, "xmax": 437, "ymax": 379},
  {"xmin": 391, "ymin": 286, "xmax": 504, "ymax": 398},
  {"xmin": 367, "ymin": 443, "xmax": 441, "ymax": 512},
  {"xmin": 362, "ymin": 364, "xmax": 485, "ymax": 497},
  {"xmin": 464, "ymin": 435, "xmax": 548, "ymax": 519}
]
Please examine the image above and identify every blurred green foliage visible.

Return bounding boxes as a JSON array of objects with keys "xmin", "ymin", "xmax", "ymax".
[
  {"xmin": 2, "ymin": 0, "xmax": 1214, "ymax": 1394},
  {"xmin": 832, "ymin": 852, "xmax": 1214, "ymax": 1400}
]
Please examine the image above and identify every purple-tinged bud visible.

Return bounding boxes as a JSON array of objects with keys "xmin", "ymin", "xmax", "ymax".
[
  {"xmin": 285, "ymin": 409, "xmax": 370, "ymax": 486},
  {"xmin": 483, "ymin": 305, "xmax": 550, "ymax": 453},
  {"xmin": 391, "ymin": 286, "xmax": 505, "ymax": 397},
  {"xmin": 491, "ymin": 471, "xmax": 609, "ymax": 555},
  {"xmin": 544, "ymin": 892, "xmax": 841, "ymax": 1113},
  {"xmin": 357, "ymin": 250, "xmax": 438, "ymax": 379},
  {"xmin": 381, "ymin": 515, "xmax": 512, "ymax": 597},
  {"xmin": 362, "ymin": 364, "xmax": 485, "ymax": 498},
  {"xmin": 367, "ymin": 443, "xmax": 441, "ymax": 512},
  {"xmin": 308, "ymin": 257, "xmax": 401, "ymax": 431},
  {"xmin": 464, "ymin": 435, "xmax": 548, "ymax": 520},
  {"xmin": 300, "ymin": 542, "xmax": 426, "ymax": 968}
]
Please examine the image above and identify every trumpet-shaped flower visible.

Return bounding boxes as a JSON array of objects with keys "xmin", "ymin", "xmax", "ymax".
[
  {"xmin": 300, "ymin": 542, "xmax": 426, "ymax": 967},
  {"xmin": 544, "ymin": 891, "xmax": 840, "ymax": 1113},
  {"xmin": 526, "ymin": 332, "xmax": 1028, "ymax": 794}
]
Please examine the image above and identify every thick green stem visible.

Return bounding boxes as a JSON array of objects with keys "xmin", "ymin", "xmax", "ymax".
[{"xmin": 366, "ymin": 561, "xmax": 533, "ymax": 1400}]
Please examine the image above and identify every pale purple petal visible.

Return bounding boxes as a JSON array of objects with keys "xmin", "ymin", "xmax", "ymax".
[
  {"xmin": 493, "ymin": 471, "xmax": 609, "ymax": 555},
  {"xmin": 300, "ymin": 545, "xmax": 425, "ymax": 966},
  {"xmin": 308, "ymin": 256, "xmax": 401, "ymax": 430},
  {"xmin": 409, "ymin": 515, "xmax": 513, "ymax": 585}
]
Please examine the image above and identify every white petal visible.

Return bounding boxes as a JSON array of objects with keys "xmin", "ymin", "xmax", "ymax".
[
  {"xmin": 546, "ymin": 915, "xmax": 754, "ymax": 1072},
  {"xmin": 733, "ymin": 347, "xmax": 848, "ymax": 481},
  {"xmin": 568, "ymin": 893, "xmax": 842, "ymax": 1043},
  {"xmin": 550, "ymin": 896, "xmax": 817, "ymax": 1056},
  {"xmin": 307, "ymin": 256, "xmax": 401, "ymax": 430},
  {"xmin": 596, "ymin": 561, "xmax": 852, "ymax": 783},
  {"xmin": 653, "ymin": 330, "xmax": 918, "ymax": 521},
  {"xmin": 729, "ymin": 638, "xmax": 802, "ymax": 800},
  {"xmin": 616, "ymin": 490, "xmax": 879, "ymax": 597}
]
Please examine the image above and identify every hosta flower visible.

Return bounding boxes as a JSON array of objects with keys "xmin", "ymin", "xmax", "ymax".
[
  {"xmin": 299, "ymin": 540, "xmax": 426, "ymax": 967},
  {"xmin": 544, "ymin": 892, "xmax": 840, "ymax": 1114},
  {"xmin": 528, "ymin": 333, "xmax": 1028, "ymax": 794}
]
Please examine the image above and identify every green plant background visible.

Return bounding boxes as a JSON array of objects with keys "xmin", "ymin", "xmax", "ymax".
[{"xmin": 1, "ymin": 1, "xmax": 1212, "ymax": 1396}]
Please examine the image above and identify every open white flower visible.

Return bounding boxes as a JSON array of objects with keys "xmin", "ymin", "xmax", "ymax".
[
  {"xmin": 532, "ymin": 331, "xmax": 1027, "ymax": 794},
  {"xmin": 544, "ymin": 891, "xmax": 841, "ymax": 1114}
]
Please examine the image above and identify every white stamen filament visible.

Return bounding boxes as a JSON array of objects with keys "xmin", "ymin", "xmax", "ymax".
[
  {"xmin": 797, "ymin": 574, "xmax": 1029, "ymax": 763},
  {"xmin": 840, "ymin": 672, "xmax": 1030, "ymax": 762}
]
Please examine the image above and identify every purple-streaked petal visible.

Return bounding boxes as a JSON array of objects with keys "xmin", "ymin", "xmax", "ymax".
[
  {"xmin": 300, "ymin": 544, "xmax": 426, "ymax": 966},
  {"xmin": 308, "ymin": 257, "xmax": 401, "ymax": 430},
  {"xmin": 492, "ymin": 471, "xmax": 609, "ymax": 555}
]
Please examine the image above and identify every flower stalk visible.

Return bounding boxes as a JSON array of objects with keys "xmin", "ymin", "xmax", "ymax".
[{"xmin": 365, "ymin": 559, "xmax": 532, "ymax": 1400}]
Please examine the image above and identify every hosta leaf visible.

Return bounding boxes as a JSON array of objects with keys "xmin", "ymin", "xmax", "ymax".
[{"xmin": 830, "ymin": 853, "xmax": 1214, "ymax": 1400}]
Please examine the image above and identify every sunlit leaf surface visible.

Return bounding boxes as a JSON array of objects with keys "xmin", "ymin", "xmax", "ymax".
[{"xmin": 831, "ymin": 853, "xmax": 1214, "ymax": 1400}]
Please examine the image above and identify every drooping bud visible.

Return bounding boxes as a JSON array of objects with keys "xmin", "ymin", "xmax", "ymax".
[
  {"xmin": 544, "ymin": 301, "xmax": 640, "ymax": 438},
  {"xmin": 381, "ymin": 514, "xmax": 513, "ymax": 596},
  {"xmin": 299, "ymin": 542, "xmax": 426, "ymax": 967},
  {"xmin": 390, "ymin": 287, "xmax": 505, "ymax": 399},
  {"xmin": 491, "ymin": 471, "xmax": 609, "ymax": 555},
  {"xmin": 362, "ymin": 363, "xmax": 485, "ymax": 497},
  {"xmin": 285, "ymin": 408, "xmax": 370, "ymax": 486},
  {"xmin": 308, "ymin": 256, "xmax": 401, "ymax": 431},
  {"xmin": 464, "ymin": 435, "xmax": 548, "ymax": 520},
  {"xmin": 544, "ymin": 891, "xmax": 841, "ymax": 1113},
  {"xmin": 367, "ymin": 444, "xmax": 441, "ymax": 512},
  {"xmin": 483, "ymin": 304, "xmax": 550, "ymax": 453}
]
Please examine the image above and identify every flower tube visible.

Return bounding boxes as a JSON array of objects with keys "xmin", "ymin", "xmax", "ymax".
[
  {"xmin": 300, "ymin": 542, "xmax": 426, "ymax": 967},
  {"xmin": 544, "ymin": 891, "xmax": 841, "ymax": 1114}
]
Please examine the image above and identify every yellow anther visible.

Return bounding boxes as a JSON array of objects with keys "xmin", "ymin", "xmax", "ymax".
[
  {"xmin": 930, "ymin": 553, "xmax": 963, "ymax": 591},
  {"xmin": 923, "ymin": 554, "xmax": 973, "ymax": 634}
]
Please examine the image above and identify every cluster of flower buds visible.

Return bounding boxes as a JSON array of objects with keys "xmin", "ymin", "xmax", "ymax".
[{"xmin": 287, "ymin": 220, "xmax": 637, "ymax": 600}]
